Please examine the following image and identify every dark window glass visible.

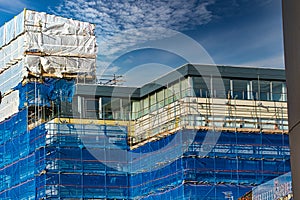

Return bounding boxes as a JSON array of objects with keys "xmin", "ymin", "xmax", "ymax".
[
  {"xmin": 232, "ymin": 80, "xmax": 248, "ymax": 100},
  {"xmin": 272, "ymin": 81, "xmax": 282, "ymax": 101}
]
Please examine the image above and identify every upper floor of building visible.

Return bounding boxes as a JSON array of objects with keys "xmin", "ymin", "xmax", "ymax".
[{"xmin": 74, "ymin": 64, "xmax": 287, "ymax": 120}]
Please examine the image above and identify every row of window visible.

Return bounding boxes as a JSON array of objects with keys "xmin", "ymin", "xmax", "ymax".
[
  {"xmin": 76, "ymin": 76, "xmax": 287, "ymax": 120},
  {"xmin": 192, "ymin": 77, "xmax": 287, "ymax": 101}
]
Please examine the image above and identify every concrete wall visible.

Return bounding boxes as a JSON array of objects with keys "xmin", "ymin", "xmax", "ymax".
[{"xmin": 282, "ymin": 0, "xmax": 300, "ymax": 198}]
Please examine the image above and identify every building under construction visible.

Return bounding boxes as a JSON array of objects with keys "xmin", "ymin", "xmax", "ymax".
[{"xmin": 0, "ymin": 10, "xmax": 290, "ymax": 199}]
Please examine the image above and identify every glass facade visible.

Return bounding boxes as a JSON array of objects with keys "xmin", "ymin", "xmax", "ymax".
[{"xmin": 73, "ymin": 75, "xmax": 286, "ymax": 121}]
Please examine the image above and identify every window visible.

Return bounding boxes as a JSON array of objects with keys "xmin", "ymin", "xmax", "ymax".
[
  {"xmin": 142, "ymin": 97, "xmax": 149, "ymax": 115},
  {"xmin": 131, "ymin": 100, "xmax": 140, "ymax": 119},
  {"xmin": 165, "ymin": 86, "xmax": 174, "ymax": 104},
  {"xmin": 192, "ymin": 76, "xmax": 209, "ymax": 97},
  {"xmin": 150, "ymin": 93, "xmax": 156, "ymax": 112},
  {"xmin": 157, "ymin": 90, "xmax": 164, "ymax": 108},
  {"xmin": 85, "ymin": 99, "xmax": 99, "ymax": 119},
  {"xmin": 252, "ymin": 81, "xmax": 259, "ymax": 100},
  {"xmin": 102, "ymin": 97, "xmax": 113, "ymax": 119},
  {"xmin": 213, "ymin": 78, "xmax": 229, "ymax": 99},
  {"xmin": 272, "ymin": 81, "xmax": 283, "ymax": 101},
  {"xmin": 121, "ymin": 98, "xmax": 131, "ymax": 120},
  {"xmin": 173, "ymin": 82, "xmax": 180, "ymax": 100},
  {"xmin": 111, "ymin": 98, "xmax": 121, "ymax": 120},
  {"xmin": 232, "ymin": 79, "xmax": 248, "ymax": 100},
  {"xmin": 282, "ymin": 83, "xmax": 287, "ymax": 101},
  {"xmin": 181, "ymin": 78, "xmax": 189, "ymax": 97},
  {"xmin": 258, "ymin": 81, "xmax": 270, "ymax": 101}
]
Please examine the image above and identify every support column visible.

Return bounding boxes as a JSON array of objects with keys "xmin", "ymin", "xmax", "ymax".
[{"xmin": 282, "ymin": 0, "xmax": 300, "ymax": 198}]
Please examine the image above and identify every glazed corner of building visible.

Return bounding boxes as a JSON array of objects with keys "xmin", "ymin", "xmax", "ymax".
[{"xmin": 73, "ymin": 63, "xmax": 288, "ymax": 145}]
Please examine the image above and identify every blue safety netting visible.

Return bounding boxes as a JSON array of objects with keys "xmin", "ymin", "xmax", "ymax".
[
  {"xmin": 15, "ymin": 78, "xmax": 75, "ymax": 109},
  {"xmin": 0, "ymin": 109, "xmax": 35, "ymax": 200},
  {"xmin": 0, "ymin": 112, "xmax": 291, "ymax": 199},
  {"xmin": 128, "ymin": 130, "xmax": 290, "ymax": 199}
]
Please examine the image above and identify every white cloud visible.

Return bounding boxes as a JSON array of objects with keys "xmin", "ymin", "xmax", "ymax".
[
  {"xmin": 97, "ymin": 62, "xmax": 120, "ymax": 75},
  {"xmin": 0, "ymin": 0, "xmax": 26, "ymax": 14},
  {"xmin": 51, "ymin": 0, "xmax": 216, "ymax": 74}
]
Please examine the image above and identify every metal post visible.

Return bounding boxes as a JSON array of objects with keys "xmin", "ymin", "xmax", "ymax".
[
  {"xmin": 282, "ymin": 0, "xmax": 300, "ymax": 198},
  {"xmin": 230, "ymin": 79, "xmax": 233, "ymax": 99}
]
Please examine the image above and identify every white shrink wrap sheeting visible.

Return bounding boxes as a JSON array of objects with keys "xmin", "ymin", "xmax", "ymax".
[
  {"xmin": 25, "ymin": 32, "xmax": 96, "ymax": 56},
  {"xmin": 0, "ymin": 11, "xmax": 25, "ymax": 47},
  {"xmin": 0, "ymin": 9, "xmax": 97, "ymax": 79},
  {"xmin": 0, "ymin": 33, "xmax": 96, "ymax": 72},
  {"xmin": 25, "ymin": 10, "xmax": 95, "ymax": 36},
  {"xmin": 0, "ymin": 10, "xmax": 95, "ymax": 48},
  {"xmin": 26, "ymin": 55, "xmax": 95, "ymax": 77},
  {"xmin": 0, "ymin": 26, "xmax": 4, "ymax": 48},
  {"xmin": 25, "ymin": 55, "xmax": 42, "ymax": 75},
  {"xmin": 0, "ymin": 35, "xmax": 24, "ymax": 71},
  {"xmin": 0, "ymin": 90, "xmax": 19, "ymax": 122},
  {"xmin": 1, "ymin": 54, "xmax": 95, "ymax": 90},
  {"xmin": 0, "ymin": 61, "xmax": 28, "ymax": 94}
]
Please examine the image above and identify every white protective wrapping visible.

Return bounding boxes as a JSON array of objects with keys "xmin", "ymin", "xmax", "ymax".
[
  {"xmin": 0, "ymin": 90, "xmax": 19, "ymax": 122},
  {"xmin": 25, "ymin": 32, "xmax": 96, "ymax": 56},
  {"xmin": 0, "ymin": 10, "xmax": 95, "ymax": 48},
  {"xmin": 0, "ymin": 35, "xmax": 24, "ymax": 71},
  {"xmin": 24, "ymin": 10, "xmax": 95, "ymax": 36},
  {"xmin": 0, "ymin": 61, "xmax": 28, "ymax": 94},
  {"xmin": 0, "ymin": 26, "xmax": 4, "ymax": 48},
  {"xmin": 0, "ymin": 9, "xmax": 97, "ymax": 77},
  {"xmin": 0, "ymin": 11, "xmax": 25, "ymax": 47},
  {"xmin": 26, "ymin": 55, "xmax": 95, "ymax": 77}
]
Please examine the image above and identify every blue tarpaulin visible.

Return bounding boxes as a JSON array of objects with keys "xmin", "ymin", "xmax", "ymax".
[{"xmin": 15, "ymin": 78, "xmax": 75, "ymax": 109}]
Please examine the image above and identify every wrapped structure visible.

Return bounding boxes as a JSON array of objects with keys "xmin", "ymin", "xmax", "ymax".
[{"xmin": 0, "ymin": 9, "xmax": 96, "ymax": 77}]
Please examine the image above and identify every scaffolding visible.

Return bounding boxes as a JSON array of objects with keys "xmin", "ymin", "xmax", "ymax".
[
  {"xmin": 0, "ymin": 109, "xmax": 290, "ymax": 199},
  {"xmin": 131, "ymin": 95, "xmax": 288, "ymax": 147},
  {"xmin": 0, "ymin": 10, "xmax": 291, "ymax": 200},
  {"xmin": 0, "ymin": 74, "xmax": 289, "ymax": 199}
]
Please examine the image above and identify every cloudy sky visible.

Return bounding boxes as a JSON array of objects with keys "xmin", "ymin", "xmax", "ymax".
[{"xmin": 0, "ymin": 0, "xmax": 284, "ymax": 85}]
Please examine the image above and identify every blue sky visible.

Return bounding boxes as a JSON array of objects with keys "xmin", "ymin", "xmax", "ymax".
[{"xmin": 0, "ymin": 0, "xmax": 284, "ymax": 85}]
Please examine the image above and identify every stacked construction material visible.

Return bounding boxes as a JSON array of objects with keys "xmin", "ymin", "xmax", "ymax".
[{"xmin": 0, "ymin": 9, "xmax": 97, "ymax": 121}]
